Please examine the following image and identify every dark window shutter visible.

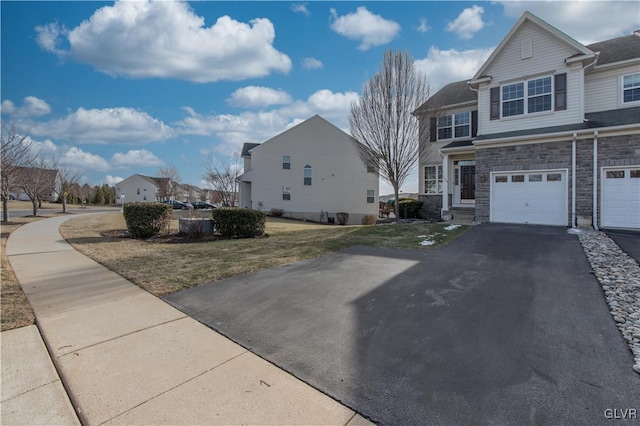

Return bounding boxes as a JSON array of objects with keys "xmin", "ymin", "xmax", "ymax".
[
  {"xmin": 430, "ymin": 117, "xmax": 437, "ymax": 142},
  {"xmin": 471, "ymin": 111, "xmax": 478, "ymax": 137},
  {"xmin": 490, "ymin": 87, "xmax": 500, "ymax": 120},
  {"xmin": 555, "ymin": 73, "xmax": 567, "ymax": 111}
]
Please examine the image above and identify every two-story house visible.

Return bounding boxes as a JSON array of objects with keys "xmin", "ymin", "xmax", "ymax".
[
  {"xmin": 115, "ymin": 174, "xmax": 170, "ymax": 205},
  {"xmin": 238, "ymin": 115, "xmax": 379, "ymax": 225},
  {"xmin": 414, "ymin": 11, "xmax": 640, "ymax": 229}
]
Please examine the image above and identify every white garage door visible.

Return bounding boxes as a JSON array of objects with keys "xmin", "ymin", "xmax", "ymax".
[
  {"xmin": 601, "ymin": 167, "xmax": 640, "ymax": 229},
  {"xmin": 491, "ymin": 170, "xmax": 567, "ymax": 226}
]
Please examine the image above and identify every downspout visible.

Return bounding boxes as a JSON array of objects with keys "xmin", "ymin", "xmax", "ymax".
[
  {"xmin": 592, "ymin": 131, "xmax": 599, "ymax": 230},
  {"xmin": 571, "ymin": 132, "xmax": 577, "ymax": 228}
]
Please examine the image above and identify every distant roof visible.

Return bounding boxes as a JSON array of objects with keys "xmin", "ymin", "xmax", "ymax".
[
  {"xmin": 475, "ymin": 107, "xmax": 640, "ymax": 141},
  {"xmin": 413, "ymin": 80, "xmax": 476, "ymax": 115},
  {"xmin": 588, "ymin": 34, "xmax": 640, "ymax": 66},
  {"xmin": 241, "ymin": 143, "xmax": 260, "ymax": 157}
]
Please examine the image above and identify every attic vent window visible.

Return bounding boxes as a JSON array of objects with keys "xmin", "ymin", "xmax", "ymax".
[{"xmin": 521, "ymin": 38, "xmax": 532, "ymax": 59}]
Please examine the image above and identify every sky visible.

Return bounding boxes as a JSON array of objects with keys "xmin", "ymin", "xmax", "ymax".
[{"xmin": 2, "ymin": 1, "xmax": 638, "ymax": 195}]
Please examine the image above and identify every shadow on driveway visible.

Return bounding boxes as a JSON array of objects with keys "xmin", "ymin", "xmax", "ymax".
[
  {"xmin": 605, "ymin": 229, "xmax": 640, "ymax": 264},
  {"xmin": 164, "ymin": 224, "xmax": 640, "ymax": 425}
]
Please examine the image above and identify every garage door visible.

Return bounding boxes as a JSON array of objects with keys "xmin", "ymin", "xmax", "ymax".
[
  {"xmin": 491, "ymin": 170, "xmax": 567, "ymax": 226},
  {"xmin": 601, "ymin": 167, "xmax": 640, "ymax": 229}
]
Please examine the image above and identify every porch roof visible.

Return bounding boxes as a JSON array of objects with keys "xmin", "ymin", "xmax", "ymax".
[{"xmin": 474, "ymin": 107, "xmax": 640, "ymax": 141}]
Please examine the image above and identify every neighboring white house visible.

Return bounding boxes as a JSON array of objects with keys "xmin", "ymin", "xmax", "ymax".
[
  {"xmin": 414, "ymin": 11, "xmax": 639, "ymax": 229},
  {"xmin": 238, "ymin": 115, "xmax": 379, "ymax": 225},
  {"xmin": 114, "ymin": 174, "xmax": 169, "ymax": 205}
]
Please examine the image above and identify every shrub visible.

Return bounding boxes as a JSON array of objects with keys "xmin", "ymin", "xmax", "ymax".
[
  {"xmin": 211, "ymin": 208, "xmax": 266, "ymax": 238},
  {"xmin": 123, "ymin": 202, "xmax": 172, "ymax": 239},
  {"xmin": 361, "ymin": 215, "xmax": 377, "ymax": 225},
  {"xmin": 397, "ymin": 199, "xmax": 424, "ymax": 219},
  {"xmin": 269, "ymin": 208, "xmax": 284, "ymax": 217},
  {"xmin": 336, "ymin": 212, "xmax": 349, "ymax": 225}
]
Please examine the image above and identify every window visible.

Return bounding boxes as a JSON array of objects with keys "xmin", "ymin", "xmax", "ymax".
[
  {"xmin": 631, "ymin": 170, "xmax": 640, "ymax": 178},
  {"xmin": 547, "ymin": 173, "xmax": 562, "ymax": 182},
  {"xmin": 424, "ymin": 165, "xmax": 443, "ymax": 194},
  {"xmin": 528, "ymin": 77, "xmax": 552, "ymax": 113},
  {"xmin": 283, "ymin": 155, "xmax": 291, "ymax": 169},
  {"xmin": 623, "ymin": 73, "xmax": 640, "ymax": 103},
  {"xmin": 606, "ymin": 170, "xmax": 624, "ymax": 179},
  {"xmin": 495, "ymin": 175, "xmax": 507, "ymax": 183},
  {"xmin": 367, "ymin": 163, "xmax": 376, "ymax": 173},
  {"xmin": 437, "ymin": 115, "xmax": 452, "ymax": 140},
  {"xmin": 282, "ymin": 186, "xmax": 291, "ymax": 200},
  {"xmin": 529, "ymin": 174, "xmax": 543, "ymax": 182},
  {"xmin": 501, "ymin": 76, "xmax": 552, "ymax": 117},
  {"xmin": 502, "ymin": 82, "xmax": 524, "ymax": 117},
  {"xmin": 512, "ymin": 175, "xmax": 525, "ymax": 183},
  {"xmin": 437, "ymin": 112, "xmax": 471, "ymax": 140},
  {"xmin": 137, "ymin": 188, "xmax": 140, "ymax": 195},
  {"xmin": 367, "ymin": 190, "xmax": 375, "ymax": 203},
  {"xmin": 143, "ymin": 196, "xmax": 147, "ymax": 201},
  {"xmin": 304, "ymin": 165, "xmax": 312, "ymax": 185}
]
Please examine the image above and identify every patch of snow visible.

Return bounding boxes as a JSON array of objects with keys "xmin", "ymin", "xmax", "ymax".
[
  {"xmin": 444, "ymin": 224, "xmax": 461, "ymax": 231},
  {"xmin": 416, "ymin": 235, "xmax": 428, "ymax": 238},
  {"xmin": 567, "ymin": 228, "xmax": 583, "ymax": 234},
  {"xmin": 420, "ymin": 240, "xmax": 435, "ymax": 246}
]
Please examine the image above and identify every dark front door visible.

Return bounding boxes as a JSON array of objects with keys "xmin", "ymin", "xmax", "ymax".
[{"xmin": 461, "ymin": 166, "xmax": 476, "ymax": 200}]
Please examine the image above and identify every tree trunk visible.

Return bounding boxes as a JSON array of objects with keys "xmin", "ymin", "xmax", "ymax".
[
  {"xmin": 393, "ymin": 186, "xmax": 400, "ymax": 218},
  {"xmin": 2, "ymin": 197, "xmax": 8, "ymax": 223},
  {"xmin": 31, "ymin": 199, "xmax": 38, "ymax": 216},
  {"xmin": 62, "ymin": 195, "xmax": 67, "ymax": 213}
]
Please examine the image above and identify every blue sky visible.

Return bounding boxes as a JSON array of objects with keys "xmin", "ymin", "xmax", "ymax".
[{"xmin": 2, "ymin": 1, "xmax": 638, "ymax": 195}]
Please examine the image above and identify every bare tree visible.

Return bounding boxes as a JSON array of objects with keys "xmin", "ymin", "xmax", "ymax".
[
  {"xmin": 349, "ymin": 50, "xmax": 430, "ymax": 217},
  {"xmin": 203, "ymin": 154, "xmax": 241, "ymax": 207},
  {"xmin": 14, "ymin": 157, "xmax": 58, "ymax": 216},
  {"xmin": 157, "ymin": 165, "xmax": 181, "ymax": 200},
  {"xmin": 78, "ymin": 183, "xmax": 93, "ymax": 208},
  {"xmin": 57, "ymin": 166, "xmax": 84, "ymax": 213},
  {"xmin": 1, "ymin": 121, "xmax": 35, "ymax": 222}
]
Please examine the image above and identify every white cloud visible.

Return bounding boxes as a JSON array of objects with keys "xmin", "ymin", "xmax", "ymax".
[
  {"xmin": 176, "ymin": 88, "xmax": 359, "ymax": 156},
  {"xmin": 33, "ymin": 107, "xmax": 174, "ymax": 145},
  {"xmin": 415, "ymin": 46, "xmax": 494, "ymax": 90},
  {"xmin": 227, "ymin": 86, "xmax": 293, "ymax": 108},
  {"xmin": 446, "ymin": 5, "xmax": 486, "ymax": 40},
  {"xmin": 36, "ymin": 1, "xmax": 291, "ymax": 83},
  {"xmin": 417, "ymin": 18, "xmax": 431, "ymax": 33},
  {"xmin": 330, "ymin": 7, "xmax": 400, "ymax": 50},
  {"xmin": 105, "ymin": 175, "xmax": 124, "ymax": 186},
  {"xmin": 301, "ymin": 57, "xmax": 324, "ymax": 70},
  {"xmin": 291, "ymin": 3, "xmax": 310, "ymax": 16},
  {"xmin": 111, "ymin": 149, "xmax": 164, "ymax": 168},
  {"xmin": 1, "ymin": 96, "xmax": 51, "ymax": 117},
  {"xmin": 25, "ymin": 136, "xmax": 58, "ymax": 158},
  {"xmin": 61, "ymin": 146, "xmax": 111, "ymax": 171},
  {"xmin": 498, "ymin": 1, "xmax": 638, "ymax": 44}
]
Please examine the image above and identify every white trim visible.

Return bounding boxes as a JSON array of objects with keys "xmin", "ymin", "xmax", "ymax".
[
  {"xmin": 620, "ymin": 72, "xmax": 640, "ymax": 108},
  {"xmin": 490, "ymin": 168, "xmax": 569, "ymax": 225},
  {"xmin": 600, "ymin": 165, "xmax": 640, "ymax": 229}
]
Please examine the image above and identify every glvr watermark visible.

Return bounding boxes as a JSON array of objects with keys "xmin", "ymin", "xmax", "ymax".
[{"xmin": 604, "ymin": 408, "xmax": 637, "ymax": 420}]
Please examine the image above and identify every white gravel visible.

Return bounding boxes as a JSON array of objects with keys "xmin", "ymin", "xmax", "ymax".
[{"xmin": 576, "ymin": 229, "xmax": 640, "ymax": 374}]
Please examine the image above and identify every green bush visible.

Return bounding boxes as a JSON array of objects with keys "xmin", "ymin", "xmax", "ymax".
[
  {"xmin": 397, "ymin": 199, "xmax": 424, "ymax": 219},
  {"xmin": 211, "ymin": 208, "xmax": 266, "ymax": 238},
  {"xmin": 123, "ymin": 202, "xmax": 172, "ymax": 239}
]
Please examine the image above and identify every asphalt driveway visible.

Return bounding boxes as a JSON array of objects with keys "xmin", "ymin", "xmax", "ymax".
[
  {"xmin": 606, "ymin": 229, "xmax": 640, "ymax": 264},
  {"xmin": 165, "ymin": 224, "xmax": 640, "ymax": 425}
]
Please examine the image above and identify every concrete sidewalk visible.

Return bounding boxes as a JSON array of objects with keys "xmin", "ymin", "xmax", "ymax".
[{"xmin": 4, "ymin": 214, "xmax": 370, "ymax": 425}]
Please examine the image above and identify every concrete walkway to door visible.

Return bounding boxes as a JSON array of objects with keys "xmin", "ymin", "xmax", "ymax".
[{"xmin": 3, "ymin": 214, "xmax": 370, "ymax": 425}]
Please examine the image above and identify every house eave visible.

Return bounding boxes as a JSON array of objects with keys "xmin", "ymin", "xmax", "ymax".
[
  {"xmin": 591, "ymin": 57, "xmax": 640, "ymax": 71},
  {"xmin": 440, "ymin": 145, "xmax": 476, "ymax": 154},
  {"xmin": 468, "ymin": 76, "xmax": 492, "ymax": 87},
  {"xmin": 413, "ymin": 100, "xmax": 477, "ymax": 116},
  {"xmin": 473, "ymin": 123, "xmax": 640, "ymax": 148},
  {"xmin": 565, "ymin": 52, "xmax": 598, "ymax": 65}
]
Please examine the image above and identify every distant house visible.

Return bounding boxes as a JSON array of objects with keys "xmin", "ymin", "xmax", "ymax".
[
  {"xmin": 414, "ymin": 11, "xmax": 640, "ymax": 229},
  {"xmin": 238, "ymin": 114, "xmax": 379, "ymax": 225},
  {"xmin": 12, "ymin": 166, "xmax": 58, "ymax": 202},
  {"xmin": 114, "ymin": 174, "xmax": 170, "ymax": 205}
]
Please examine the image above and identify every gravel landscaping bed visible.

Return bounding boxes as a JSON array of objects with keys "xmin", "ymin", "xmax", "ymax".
[{"xmin": 577, "ymin": 229, "xmax": 640, "ymax": 374}]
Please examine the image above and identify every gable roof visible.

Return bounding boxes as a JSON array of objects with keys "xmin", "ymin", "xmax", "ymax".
[
  {"xmin": 413, "ymin": 80, "xmax": 477, "ymax": 115},
  {"xmin": 588, "ymin": 33, "xmax": 640, "ymax": 66},
  {"xmin": 241, "ymin": 143, "xmax": 260, "ymax": 157},
  {"xmin": 470, "ymin": 11, "xmax": 593, "ymax": 83}
]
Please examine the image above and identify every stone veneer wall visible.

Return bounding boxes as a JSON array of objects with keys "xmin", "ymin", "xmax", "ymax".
[
  {"xmin": 474, "ymin": 134, "xmax": 639, "ymax": 225},
  {"xmin": 418, "ymin": 194, "xmax": 442, "ymax": 220}
]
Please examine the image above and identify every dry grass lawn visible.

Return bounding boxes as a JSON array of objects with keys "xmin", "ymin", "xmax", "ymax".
[{"xmin": 60, "ymin": 212, "xmax": 468, "ymax": 297}]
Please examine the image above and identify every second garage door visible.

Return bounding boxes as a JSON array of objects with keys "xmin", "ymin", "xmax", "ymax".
[
  {"xmin": 491, "ymin": 170, "xmax": 567, "ymax": 226},
  {"xmin": 601, "ymin": 167, "xmax": 640, "ymax": 229}
]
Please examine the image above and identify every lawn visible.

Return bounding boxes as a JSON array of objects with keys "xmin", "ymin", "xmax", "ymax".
[{"xmin": 60, "ymin": 213, "xmax": 468, "ymax": 297}]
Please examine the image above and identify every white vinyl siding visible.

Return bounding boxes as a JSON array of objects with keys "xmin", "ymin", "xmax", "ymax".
[
  {"xmin": 478, "ymin": 21, "xmax": 583, "ymax": 135},
  {"xmin": 584, "ymin": 66, "xmax": 640, "ymax": 112}
]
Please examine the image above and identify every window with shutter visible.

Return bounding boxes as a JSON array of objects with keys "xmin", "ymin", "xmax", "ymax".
[
  {"xmin": 555, "ymin": 73, "xmax": 566, "ymax": 111},
  {"xmin": 490, "ymin": 87, "xmax": 500, "ymax": 120}
]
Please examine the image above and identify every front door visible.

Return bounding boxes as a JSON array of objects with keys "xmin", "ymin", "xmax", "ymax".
[{"xmin": 461, "ymin": 166, "xmax": 475, "ymax": 200}]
